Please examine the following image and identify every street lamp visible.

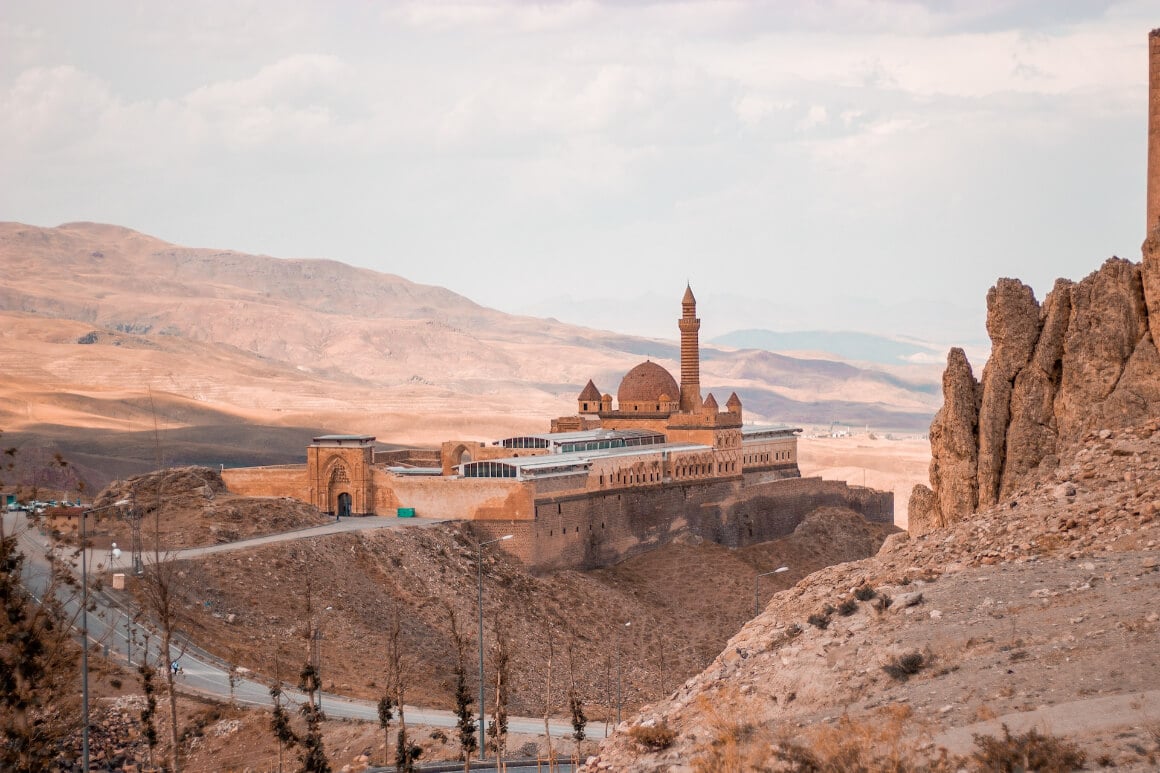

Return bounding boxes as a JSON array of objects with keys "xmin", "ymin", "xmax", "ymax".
[
  {"xmin": 616, "ymin": 621, "xmax": 631, "ymax": 724},
  {"xmin": 754, "ymin": 566, "xmax": 789, "ymax": 618},
  {"xmin": 80, "ymin": 499, "xmax": 130, "ymax": 773},
  {"xmin": 477, "ymin": 534, "xmax": 512, "ymax": 760},
  {"xmin": 313, "ymin": 605, "xmax": 333, "ymax": 712}
]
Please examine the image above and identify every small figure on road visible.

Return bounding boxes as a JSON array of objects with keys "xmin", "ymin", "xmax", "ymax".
[{"xmin": 171, "ymin": 660, "xmax": 183, "ymax": 677}]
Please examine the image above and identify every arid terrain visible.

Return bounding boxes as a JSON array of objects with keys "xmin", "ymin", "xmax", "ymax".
[
  {"xmin": 584, "ymin": 421, "xmax": 1160, "ymax": 771},
  {"xmin": 0, "ymin": 221, "xmax": 939, "ymax": 495}
]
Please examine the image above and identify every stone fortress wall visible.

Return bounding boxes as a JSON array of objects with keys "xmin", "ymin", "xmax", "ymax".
[
  {"xmin": 222, "ymin": 285, "xmax": 894, "ymax": 571},
  {"xmin": 472, "ymin": 475, "xmax": 892, "ymax": 573}
]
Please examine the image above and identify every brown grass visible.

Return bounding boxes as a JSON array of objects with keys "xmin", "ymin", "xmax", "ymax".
[
  {"xmin": 689, "ymin": 691, "xmax": 775, "ymax": 772},
  {"xmin": 970, "ymin": 724, "xmax": 1086, "ymax": 772},
  {"xmin": 627, "ymin": 721, "xmax": 677, "ymax": 751},
  {"xmin": 775, "ymin": 705, "xmax": 957, "ymax": 772}
]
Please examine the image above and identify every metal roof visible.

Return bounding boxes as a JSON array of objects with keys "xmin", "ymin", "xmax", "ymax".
[
  {"xmin": 741, "ymin": 425, "xmax": 801, "ymax": 439},
  {"xmin": 459, "ymin": 441, "xmax": 711, "ymax": 480},
  {"xmin": 496, "ymin": 428, "xmax": 665, "ymax": 445}
]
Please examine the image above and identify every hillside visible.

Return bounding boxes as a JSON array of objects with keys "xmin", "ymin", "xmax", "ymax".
[
  {"xmin": 0, "ymin": 222, "xmax": 937, "ymax": 490},
  {"xmin": 585, "ymin": 249, "xmax": 1160, "ymax": 770},
  {"xmin": 583, "ymin": 420, "xmax": 1160, "ymax": 771},
  {"xmin": 75, "ymin": 461, "xmax": 897, "ymax": 724}
]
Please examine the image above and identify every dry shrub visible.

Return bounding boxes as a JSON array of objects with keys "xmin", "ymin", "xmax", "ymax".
[
  {"xmin": 970, "ymin": 724, "xmax": 1086, "ymax": 772},
  {"xmin": 690, "ymin": 690, "xmax": 775, "ymax": 772},
  {"xmin": 883, "ymin": 651, "xmax": 927, "ymax": 681},
  {"xmin": 837, "ymin": 598, "xmax": 858, "ymax": 617},
  {"xmin": 774, "ymin": 705, "xmax": 957, "ymax": 772},
  {"xmin": 628, "ymin": 720, "xmax": 677, "ymax": 751},
  {"xmin": 854, "ymin": 584, "xmax": 877, "ymax": 601}
]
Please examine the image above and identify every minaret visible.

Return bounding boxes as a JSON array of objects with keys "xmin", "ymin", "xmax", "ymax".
[
  {"xmin": 1149, "ymin": 28, "xmax": 1160, "ymax": 235},
  {"xmin": 678, "ymin": 284, "xmax": 703, "ymax": 412}
]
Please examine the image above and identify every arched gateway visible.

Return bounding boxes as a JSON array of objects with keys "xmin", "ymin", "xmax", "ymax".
[{"xmin": 307, "ymin": 435, "xmax": 375, "ymax": 516}]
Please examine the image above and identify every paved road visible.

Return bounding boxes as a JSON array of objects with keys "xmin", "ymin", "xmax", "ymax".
[
  {"xmin": 4, "ymin": 512, "xmax": 604, "ymax": 741},
  {"xmin": 169, "ymin": 514, "xmax": 450, "ymax": 561}
]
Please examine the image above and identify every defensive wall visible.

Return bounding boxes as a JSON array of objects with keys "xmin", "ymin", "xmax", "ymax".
[
  {"xmin": 368, "ymin": 469, "xmax": 535, "ymax": 520},
  {"xmin": 221, "ymin": 465, "xmax": 308, "ymax": 501},
  {"xmin": 471, "ymin": 474, "xmax": 893, "ymax": 573}
]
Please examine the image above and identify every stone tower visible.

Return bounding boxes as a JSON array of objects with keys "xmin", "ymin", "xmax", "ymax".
[
  {"xmin": 678, "ymin": 284, "xmax": 703, "ymax": 412},
  {"xmin": 1149, "ymin": 28, "xmax": 1160, "ymax": 235}
]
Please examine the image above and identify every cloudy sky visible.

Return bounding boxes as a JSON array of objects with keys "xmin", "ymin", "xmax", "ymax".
[{"xmin": 1, "ymin": 1, "xmax": 1155, "ymax": 344}]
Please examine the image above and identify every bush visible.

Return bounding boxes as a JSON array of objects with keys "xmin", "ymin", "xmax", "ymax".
[
  {"xmin": 837, "ymin": 598, "xmax": 858, "ymax": 616},
  {"xmin": 872, "ymin": 594, "xmax": 893, "ymax": 613},
  {"xmin": 628, "ymin": 721, "xmax": 677, "ymax": 751},
  {"xmin": 883, "ymin": 651, "xmax": 926, "ymax": 681},
  {"xmin": 808, "ymin": 604, "xmax": 835, "ymax": 629},
  {"xmin": 854, "ymin": 584, "xmax": 877, "ymax": 601},
  {"xmin": 972, "ymin": 724, "xmax": 1086, "ymax": 772},
  {"xmin": 774, "ymin": 706, "xmax": 958, "ymax": 772}
]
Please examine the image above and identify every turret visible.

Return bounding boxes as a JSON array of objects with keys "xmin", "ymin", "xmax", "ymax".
[
  {"xmin": 678, "ymin": 284, "xmax": 702, "ymax": 412},
  {"xmin": 726, "ymin": 392, "xmax": 742, "ymax": 416},
  {"xmin": 578, "ymin": 380, "xmax": 601, "ymax": 414}
]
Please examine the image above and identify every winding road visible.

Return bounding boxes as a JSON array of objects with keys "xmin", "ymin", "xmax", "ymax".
[{"xmin": 4, "ymin": 511, "xmax": 605, "ymax": 740}]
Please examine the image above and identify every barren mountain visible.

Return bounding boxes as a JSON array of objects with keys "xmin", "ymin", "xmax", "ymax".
[{"xmin": 0, "ymin": 221, "xmax": 936, "ymax": 490}]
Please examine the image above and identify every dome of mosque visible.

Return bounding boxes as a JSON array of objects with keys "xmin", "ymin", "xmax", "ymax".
[{"xmin": 617, "ymin": 361, "xmax": 680, "ymax": 406}]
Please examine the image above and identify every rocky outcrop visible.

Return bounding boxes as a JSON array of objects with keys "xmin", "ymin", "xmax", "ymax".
[
  {"xmin": 976, "ymin": 279, "xmax": 1041, "ymax": 507},
  {"xmin": 922, "ymin": 348, "xmax": 980, "ymax": 533},
  {"xmin": 909, "ymin": 256, "xmax": 1160, "ymax": 533}
]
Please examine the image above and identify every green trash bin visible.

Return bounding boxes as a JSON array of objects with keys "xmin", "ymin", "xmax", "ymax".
[{"xmin": 397, "ymin": 507, "xmax": 416, "ymax": 518}]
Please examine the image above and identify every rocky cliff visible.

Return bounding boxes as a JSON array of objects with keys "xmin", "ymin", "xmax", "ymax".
[{"xmin": 909, "ymin": 237, "xmax": 1160, "ymax": 535}]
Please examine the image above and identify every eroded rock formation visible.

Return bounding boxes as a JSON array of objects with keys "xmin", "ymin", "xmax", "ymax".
[{"xmin": 909, "ymin": 249, "xmax": 1160, "ymax": 536}]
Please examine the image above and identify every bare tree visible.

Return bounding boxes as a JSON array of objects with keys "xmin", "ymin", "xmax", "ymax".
[
  {"xmin": 136, "ymin": 629, "xmax": 160, "ymax": 769},
  {"xmin": 445, "ymin": 604, "xmax": 477, "ymax": 769},
  {"xmin": 567, "ymin": 634, "xmax": 587, "ymax": 757},
  {"xmin": 297, "ymin": 579, "xmax": 330, "ymax": 773},
  {"xmin": 376, "ymin": 694, "xmax": 394, "ymax": 768},
  {"xmin": 488, "ymin": 624, "xmax": 511, "ymax": 770},
  {"xmin": 386, "ymin": 600, "xmax": 419, "ymax": 771},
  {"xmin": 543, "ymin": 625, "xmax": 556, "ymax": 770},
  {"xmin": 269, "ymin": 652, "xmax": 297, "ymax": 773},
  {"xmin": 136, "ymin": 476, "xmax": 188, "ymax": 773}
]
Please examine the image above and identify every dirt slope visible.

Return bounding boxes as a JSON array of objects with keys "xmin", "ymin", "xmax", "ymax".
[
  {"xmin": 584, "ymin": 420, "xmax": 1160, "ymax": 771},
  {"xmin": 109, "ymin": 506, "xmax": 898, "ymax": 722}
]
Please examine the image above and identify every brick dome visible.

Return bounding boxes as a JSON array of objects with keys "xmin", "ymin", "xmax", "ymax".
[{"xmin": 617, "ymin": 361, "xmax": 679, "ymax": 406}]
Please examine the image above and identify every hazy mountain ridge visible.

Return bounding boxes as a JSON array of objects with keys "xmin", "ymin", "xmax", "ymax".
[{"xmin": 712, "ymin": 328, "xmax": 947, "ymax": 366}]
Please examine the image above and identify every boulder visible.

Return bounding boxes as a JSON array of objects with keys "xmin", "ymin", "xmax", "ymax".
[{"xmin": 906, "ymin": 484, "xmax": 938, "ymax": 537}]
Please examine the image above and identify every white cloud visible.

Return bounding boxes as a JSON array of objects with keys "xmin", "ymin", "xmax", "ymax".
[{"xmin": 0, "ymin": 0, "xmax": 1152, "ymax": 343}]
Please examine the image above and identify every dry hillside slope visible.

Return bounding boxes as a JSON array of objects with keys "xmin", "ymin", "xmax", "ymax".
[
  {"xmin": 1, "ymin": 221, "xmax": 935, "ymax": 492},
  {"xmin": 584, "ymin": 419, "xmax": 1160, "ymax": 771},
  {"xmin": 587, "ymin": 249, "xmax": 1160, "ymax": 770},
  {"xmin": 84, "ymin": 462, "xmax": 896, "ymax": 722}
]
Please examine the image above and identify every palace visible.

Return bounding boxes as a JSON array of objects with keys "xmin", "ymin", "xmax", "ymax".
[{"xmin": 224, "ymin": 286, "xmax": 892, "ymax": 570}]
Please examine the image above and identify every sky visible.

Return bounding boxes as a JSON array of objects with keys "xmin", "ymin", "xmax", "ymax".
[{"xmin": 1, "ymin": 1, "xmax": 1156, "ymax": 345}]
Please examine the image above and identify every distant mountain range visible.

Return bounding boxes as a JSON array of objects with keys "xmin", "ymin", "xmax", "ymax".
[
  {"xmin": 711, "ymin": 329, "xmax": 947, "ymax": 366},
  {"xmin": 0, "ymin": 222, "xmax": 940, "ymax": 488}
]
